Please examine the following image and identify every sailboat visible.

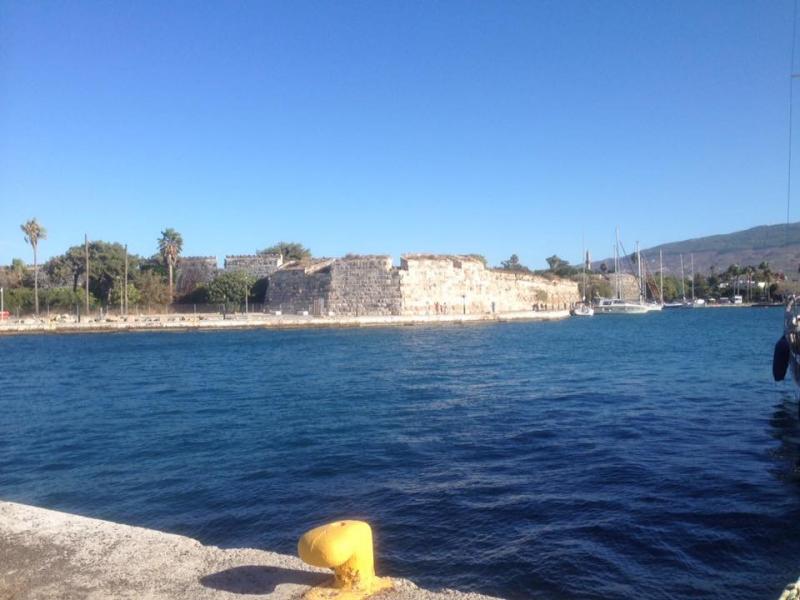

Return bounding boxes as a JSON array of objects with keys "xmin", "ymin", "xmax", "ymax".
[
  {"xmin": 571, "ymin": 249, "xmax": 594, "ymax": 317},
  {"xmin": 595, "ymin": 228, "xmax": 649, "ymax": 314},
  {"xmin": 637, "ymin": 244, "xmax": 662, "ymax": 311},
  {"xmin": 689, "ymin": 254, "xmax": 706, "ymax": 307},
  {"xmin": 775, "ymin": 6, "xmax": 800, "ymax": 389}
]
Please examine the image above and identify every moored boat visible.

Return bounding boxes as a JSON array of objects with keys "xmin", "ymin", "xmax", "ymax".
[
  {"xmin": 774, "ymin": 296, "xmax": 799, "ymax": 386},
  {"xmin": 595, "ymin": 298, "xmax": 649, "ymax": 314},
  {"xmin": 571, "ymin": 302, "xmax": 594, "ymax": 317}
]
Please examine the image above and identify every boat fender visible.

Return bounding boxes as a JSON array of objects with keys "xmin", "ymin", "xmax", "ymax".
[{"xmin": 773, "ymin": 336, "xmax": 790, "ymax": 381}]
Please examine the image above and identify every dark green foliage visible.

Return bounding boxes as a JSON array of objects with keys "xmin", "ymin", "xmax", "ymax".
[
  {"xmin": 208, "ymin": 271, "xmax": 255, "ymax": 305},
  {"xmin": 545, "ymin": 255, "xmax": 578, "ymax": 277},
  {"xmin": 4, "ymin": 287, "xmax": 95, "ymax": 313},
  {"xmin": 176, "ymin": 285, "xmax": 210, "ymax": 304},
  {"xmin": 499, "ymin": 254, "xmax": 530, "ymax": 272},
  {"xmin": 46, "ymin": 241, "xmax": 142, "ymax": 301},
  {"xmin": 258, "ymin": 242, "xmax": 311, "ymax": 262},
  {"xmin": 136, "ymin": 270, "xmax": 170, "ymax": 306},
  {"xmin": 251, "ymin": 277, "xmax": 269, "ymax": 303}
]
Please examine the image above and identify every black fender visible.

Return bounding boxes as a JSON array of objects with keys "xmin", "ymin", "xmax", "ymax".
[{"xmin": 773, "ymin": 336, "xmax": 791, "ymax": 381}]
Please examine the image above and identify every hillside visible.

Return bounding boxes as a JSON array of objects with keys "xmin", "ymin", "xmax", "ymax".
[{"xmin": 593, "ymin": 222, "xmax": 800, "ymax": 278}]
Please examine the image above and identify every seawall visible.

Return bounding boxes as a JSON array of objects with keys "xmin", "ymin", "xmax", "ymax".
[
  {"xmin": 0, "ymin": 501, "xmax": 501, "ymax": 600},
  {"xmin": 0, "ymin": 310, "xmax": 571, "ymax": 336}
]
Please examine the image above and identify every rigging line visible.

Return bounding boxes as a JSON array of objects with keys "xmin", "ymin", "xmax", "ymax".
[{"xmin": 787, "ymin": 0, "xmax": 798, "ymax": 245}]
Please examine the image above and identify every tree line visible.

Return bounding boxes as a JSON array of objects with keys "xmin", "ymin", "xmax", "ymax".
[
  {"xmin": 1, "ymin": 218, "xmax": 312, "ymax": 316},
  {"xmin": 495, "ymin": 252, "xmax": 787, "ymax": 302}
]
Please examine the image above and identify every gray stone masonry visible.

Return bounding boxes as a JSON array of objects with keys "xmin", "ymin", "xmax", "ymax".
[{"xmin": 224, "ymin": 254, "xmax": 283, "ymax": 280}]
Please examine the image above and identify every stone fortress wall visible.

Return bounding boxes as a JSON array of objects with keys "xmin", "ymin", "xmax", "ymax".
[
  {"xmin": 398, "ymin": 255, "xmax": 578, "ymax": 315},
  {"xmin": 266, "ymin": 259, "xmax": 334, "ymax": 314},
  {"xmin": 265, "ymin": 254, "xmax": 580, "ymax": 316},
  {"xmin": 328, "ymin": 256, "xmax": 403, "ymax": 316},
  {"xmin": 224, "ymin": 254, "xmax": 283, "ymax": 279}
]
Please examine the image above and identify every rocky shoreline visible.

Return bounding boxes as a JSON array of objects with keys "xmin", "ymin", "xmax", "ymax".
[
  {"xmin": 0, "ymin": 310, "xmax": 570, "ymax": 336},
  {"xmin": 0, "ymin": 501, "xmax": 501, "ymax": 600}
]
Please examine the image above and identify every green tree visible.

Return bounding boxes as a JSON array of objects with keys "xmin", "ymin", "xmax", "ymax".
[
  {"xmin": 659, "ymin": 275, "xmax": 680, "ymax": 302},
  {"xmin": 11, "ymin": 258, "xmax": 26, "ymax": 281},
  {"xmin": 499, "ymin": 254, "xmax": 529, "ymax": 272},
  {"xmin": 259, "ymin": 241, "xmax": 311, "ymax": 262},
  {"xmin": 0, "ymin": 259, "xmax": 26, "ymax": 290},
  {"xmin": 137, "ymin": 270, "xmax": 170, "ymax": 307},
  {"xmin": 177, "ymin": 285, "xmax": 210, "ymax": 304},
  {"xmin": 545, "ymin": 254, "xmax": 577, "ymax": 277},
  {"xmin": 49, "ymin": 241, "xmax": 138, "ymax": 303},
  {"xmin": 693, "ymin": 273, "xmax": 709, "ymax": 299},
  {"xmin": 40, "ymin": 288, "xmax": 87, "ymax": 312},
  {"xmin": 207, "ymin": 271, "xmax": 255, "ymax": 307},
  {"xmin": 110, "ymin": 283, "xmax": 141, "ymax": 308},
  {"xmin": 20, "ymin": 218, "xmax": 46, "ymax": 315},
  {"xmin": 546, "ymin": 255, "xmax": 567, "ymax": 271},
  {"xmin": 158, "ymin": 228, "xmax": 183, "ymax": 302},
  {"xmin": 5, "ymin": 287, "xmax": 33, "ymax": 314}
]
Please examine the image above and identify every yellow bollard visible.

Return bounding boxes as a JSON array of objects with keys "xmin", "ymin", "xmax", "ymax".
[{"xmin": 298, "ymin": 520, "xmax": 393, "ymax": 599}]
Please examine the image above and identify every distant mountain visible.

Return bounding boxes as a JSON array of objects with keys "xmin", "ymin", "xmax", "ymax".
[{"xmin": 592, "ymin": 222, "xmax": 800, "ymax": 278}]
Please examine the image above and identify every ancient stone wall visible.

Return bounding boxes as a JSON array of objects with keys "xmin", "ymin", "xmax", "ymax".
[
  {"xmin": 603, "ymin": 273, "xmax": 641, "ymax": 301},
  {"xmin": 264, "ymin": 254, "xmax": 579, "ymax": 316},
  {"xmin": 266, "ymin": 261, "xmax": 332, "ymax": 314},
  {"xmin": 328, "ymin": 256, "xmax": 402, "ymax": 316},
  {"xmin": 398, "ymin": 255, "xmax": 579, "ymax": 315},
  {"xmin": 224, "ymin": 254, "xmax": 283, "ymax": 279}
]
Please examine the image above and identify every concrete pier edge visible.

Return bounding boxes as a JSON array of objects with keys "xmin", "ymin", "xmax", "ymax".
[
  {"xmin": 0, "ymin": 310, "xmax": 571, "ymax": 336},
  {"xmin": 0, "ymin": 501, "xmax": 501, "ymax": 600}
]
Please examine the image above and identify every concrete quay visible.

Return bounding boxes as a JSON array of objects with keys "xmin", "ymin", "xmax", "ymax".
[
  {"xmin": 0, "ymin": 501, "xmax": 501, "ymax": 600},
  {"xmin": 0, "ymin": 310, "xmax": 571, "ymax": 336}
]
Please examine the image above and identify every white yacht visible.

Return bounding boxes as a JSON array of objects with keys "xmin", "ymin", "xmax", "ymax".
[
  {"xmin": 595, "ymin": 298, "xmax": 649, "ymax": 314},
  {"xmin": 594, "ymin": 229, "xmax": 656, "ymax": 315}
]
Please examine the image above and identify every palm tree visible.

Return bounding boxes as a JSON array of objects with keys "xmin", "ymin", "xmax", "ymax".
[
  {"xmin": 158, "ymin": 228, "xmax": 183, "ymax": 302},
  {"xmin": 20, "ymin": 218, "xmax": 47, "ymax": 316}
]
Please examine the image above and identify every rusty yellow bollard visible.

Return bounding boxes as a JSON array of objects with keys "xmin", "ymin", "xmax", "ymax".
[{"xmin": 298, "ymin": 520, "xmax": 393, "ymax": 599}]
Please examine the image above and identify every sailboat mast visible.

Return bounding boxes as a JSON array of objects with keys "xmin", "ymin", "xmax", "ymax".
[
  {"xmin": 581, "ymin": 237, "xmax": 586, "ymax": 302},
  {"xmin": 614, "ymin": 227, "xmax": 620, "ymax": 299},
  {"xmin": 636, "ymin": 241, "xmax": 643, "ymax": 302},
  {"xmin": 659, "ymin": 250, "xmax": 664, "ymax": 305},
  {"xmin": 680, "ymin": 254, "xmax": 686, "ymax": 301},
  {"xmin": 691, "ymin": 254, "xmax": 695, "ymax": 301}
]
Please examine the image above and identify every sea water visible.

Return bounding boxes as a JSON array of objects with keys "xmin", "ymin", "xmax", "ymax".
[{"xmin": 1, "ymin": 308, "xmax": 798, "ymax": 599}]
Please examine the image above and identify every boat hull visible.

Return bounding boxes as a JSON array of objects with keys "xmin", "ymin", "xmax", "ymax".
[{"xmin": 594, "ymin": 302, "xmax": 649, "ymax": 314}]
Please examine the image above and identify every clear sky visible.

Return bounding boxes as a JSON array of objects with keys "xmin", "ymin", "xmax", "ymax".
[{"xmin": 0, "ymin": 1, "xmax": 796, "ymax": 268}]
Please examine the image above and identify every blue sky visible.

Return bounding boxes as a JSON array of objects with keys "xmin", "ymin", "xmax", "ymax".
[{"xmin": 0, "ymin": 1, "xmax": 796, "ymax": 268}]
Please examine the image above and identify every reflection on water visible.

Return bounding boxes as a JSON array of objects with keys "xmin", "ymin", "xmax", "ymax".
[{"xmin": 769, "ymin": 393, "xmax": 800, "ymax": 481}]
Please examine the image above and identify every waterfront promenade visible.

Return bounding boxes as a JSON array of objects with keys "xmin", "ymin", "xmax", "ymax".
[
  {"xmin": 0, "ymin": 309, "xmax": 570, "ymax": 336},
  {"xmin": 0, "ymin": 501, "xmax": 499, "ymax": 600}
]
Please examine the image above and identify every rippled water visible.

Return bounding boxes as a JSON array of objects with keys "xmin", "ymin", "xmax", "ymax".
[{"xmin": 2, "ymin": 309, "xmax": 799, "ymax": 599}]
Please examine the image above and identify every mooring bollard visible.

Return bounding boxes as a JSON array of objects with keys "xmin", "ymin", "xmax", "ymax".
[{"xmin": 297, "ymin": 520, "xmax": 392, "ymax": 599}]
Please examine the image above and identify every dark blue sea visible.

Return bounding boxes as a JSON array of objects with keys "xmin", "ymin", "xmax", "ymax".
[{"xmin": 2, "ymin": 308, "xmax": 799, "ymax": 599}]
